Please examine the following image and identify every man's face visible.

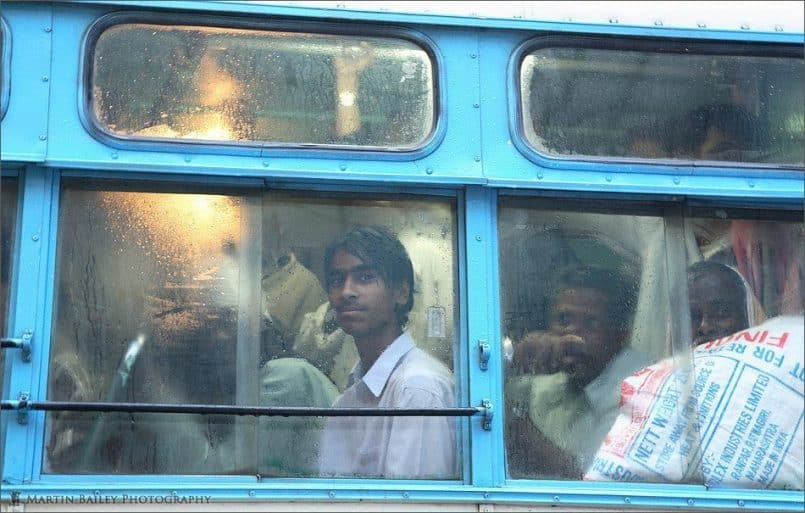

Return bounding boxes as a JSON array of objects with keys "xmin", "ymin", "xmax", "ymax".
[
  {"xmin": 689, "ymin": 274, "xmax": 747, "ymax": 346},
  {"xmin": 549, "ymin": 287, "xmax": 624, "ymax": 386},
  {"xmin": 326, "ymin": 248, "xmax": 408, "ymax": 342}
]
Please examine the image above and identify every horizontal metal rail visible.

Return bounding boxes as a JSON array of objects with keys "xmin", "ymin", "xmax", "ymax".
[{"xmin": 1, "ymin": 400, "xmax": 485, "ymax": 418}]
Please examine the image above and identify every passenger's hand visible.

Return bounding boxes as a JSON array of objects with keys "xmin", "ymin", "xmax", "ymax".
[{"xmin": 513, "ymin": 331, "xmax": 584, "ymax": 374}]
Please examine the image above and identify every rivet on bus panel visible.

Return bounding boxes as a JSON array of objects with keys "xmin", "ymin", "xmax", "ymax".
[
  {"xmin": 605, "ymin": 175, "xmax": 612, "ymax": 182},
  {"xmin": 111, "ymin": 152, "xmax": 118, "ymax": 160},
  {"xmin": 654, "ymin": 20, "xmax": 663, "ymax": 26},
  {"xmin": 537, "ymin": 172, "xmax": 543, "ymax": 179},
  {"xmin": 741, "ymin": 24, "xmax": 750, "ymax": 30},
  {"xmin": 340, "ymin": 164, "xmax": 347, "ymax": 171},
  {"xmin": 402, "ymin": 491, "xmax": 410, "ymax": 498},
  {"xmin": 248, "ymin": 490, "xmax": 255, "ymax": 497},
  {"xmin": 470, "ymin": 53, "xmax": 477, "ymax": 59},
  {"xmin": 738, "ymin": 499, "xmax": 746, "ymax": 507},
  {"xmin": 184, "ymin": 156, "xmax": 192, "ymax": 163},
  {"xmin": 42, "ymin": 76, "xmax": 49, "ymax": 82},
  {"xmin": 473, "ymin": 103, "xmax": 480, "ymax": 108},
  {"xmin": 748, "ymin": 181, "xmax": 755, "ymax": 188},
  {"xmin": 687, "ymin": 498, "xmax": 695, "ymax": 506},
  {"xmin": 262, "ymin": 160, "xmax": 270, "ymax": 167},
  {"xmin": 553, "ymin": 496, "xmax": 560, "ymax": 502},
  {"xmin": 328, "ymin": 491, "xmax": 336, "ymax": 498},
  {"xmin": 39, "ymin": 134, "xmax": 47, "ymax": 141},
  {"xmin": 43, "ymin": 26, "xmax": 52, "ymax": 32},
  {"xmin": 474, "ymin": 156, "xmax": 481, "ymax": 162},
  {"xmin": 697, "ymin": 22, "xmax": 707, "ymax": 28},
  {"xmin": 624, "ymin": 497, "xmax": 631, "ymax": 503},
  {"xmin": 426, "ymin": 167, "xmax": 433, "ymax": 175},
  {"xmin": 32, "ymin": 235, "xmax": 40, "ymax": 242},
  {"xmin": 775, "ymin": 25, "xmax": 784, "ymax": 31},
  {"xmin": 609, "ymin": 18, "xmax": 618, "ymax": 24},
  {"xmin": 673, "ymin": 177, "xmax": 680, "ymax": 184}
]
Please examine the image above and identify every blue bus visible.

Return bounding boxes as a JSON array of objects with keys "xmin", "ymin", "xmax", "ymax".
[{"xmin": 1, "ymin": 1, "xmax": 803, "ymax": 510}]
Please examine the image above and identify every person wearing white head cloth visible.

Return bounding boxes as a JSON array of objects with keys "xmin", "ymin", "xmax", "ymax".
[{"xmin": 687, "ymin": 260, "xmax": 763, "ymax": 346}]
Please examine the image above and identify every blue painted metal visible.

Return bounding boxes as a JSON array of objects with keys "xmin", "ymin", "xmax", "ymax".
[
  {"xmin": 0, "ymin": 1, "xmax": 803, "ymax": 511},
  {"xmin": 65, "ymin": 1, "xmax": 805, "ymax": 43},
  {"xmin": 1, "ymin": 480, "xmax": 804, "ymax": 511},
  {"xmin": 0, "ymin": 4, "xmax": 52, "ymax": 162},
  {"xmin": 1, "ymin": 167, "xmax": 56, "ymax": 485},
  {"xmin": 464, "ymin": 186, "xmax": 505, "ymax": 488}
]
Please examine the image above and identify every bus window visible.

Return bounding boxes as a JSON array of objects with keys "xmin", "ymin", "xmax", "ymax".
[
  {"xmin": 519, "ymin": 39, "xmax": 805, "ymax": 167},
  {"xmin": 500, "ymin": 198, "xmax": 804, "ymax": 490},
  {"xmin": 89, "ymin": 19, "xmax": 435, "ymax": 150},
  {"xmin": 45, "ymin": 181, "xmax": 460, "ymax": 478},
  {"xmin": 0, "ymin": 176, "xmax": 18, "ymax": 477},
  {"xmin": 499, "ymin": 200, "xmax": 668, "ymax": 479}
]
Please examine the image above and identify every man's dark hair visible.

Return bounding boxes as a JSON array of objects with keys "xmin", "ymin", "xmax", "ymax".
[
  {"xmin": 324, "ymin": 225, "xmax": 415, "ymax": 327},
  {"xmin": 548, "ymin": 264, "xmax": 639, "ymax": 329}
]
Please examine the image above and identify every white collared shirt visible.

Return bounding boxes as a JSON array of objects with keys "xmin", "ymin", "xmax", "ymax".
[{"xmin": 319, "ymin": 332, "xmax": 457, "ymax": 479}]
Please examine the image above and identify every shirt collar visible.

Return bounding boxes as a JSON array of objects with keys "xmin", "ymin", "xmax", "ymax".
[{"xmin": 356, "ymin": 332, "xmax": 415, "ymax": 397}]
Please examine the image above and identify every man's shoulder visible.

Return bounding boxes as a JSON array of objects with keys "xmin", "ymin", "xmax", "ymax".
[{"xmin": 388, "ymin": 347, "xmax": 454, "ymax": 394}]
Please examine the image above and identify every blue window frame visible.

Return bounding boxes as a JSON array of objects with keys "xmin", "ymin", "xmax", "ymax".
[
  {"xmin": 514, "ymin": 36, "xmax": 805, "ymax": 169},
  {"xmin": 83, "ymin": 13, "xmax": 441, "ymax": 155}
]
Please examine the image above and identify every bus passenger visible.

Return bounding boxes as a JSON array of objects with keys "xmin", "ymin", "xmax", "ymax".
[
  {"xmin": 506, "ymin": 265, "xmax": 650, "ymax": 478},
  {"xmin": 688, "ymin": 261, "xmax": 755, "ymax": 346},
  {"xmin": 677, "ymin": 103, "xmax": 765, "ymax": 161},
  {"xmin": 318, "ymin": 226, "xmax": 456, "ymax": 479}
]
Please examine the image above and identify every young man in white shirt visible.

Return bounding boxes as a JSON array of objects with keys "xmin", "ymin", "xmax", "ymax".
[{"xmin": 318, "ymin": 225, "xmax": 456, "ymax": 479}]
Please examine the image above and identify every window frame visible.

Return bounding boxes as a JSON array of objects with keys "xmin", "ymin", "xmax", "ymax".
[
  {"xmin": 1, "ymin": 16, "xmax": 11, "ymax": 119},
  {"xmin": 28, "ymin": 170, "xmax": 472, "ymax": 485},
  {"xmin": 509, "ymin": 34, "xmax": 805, "ymax": 173},
  {"xmin": 78, "ymin": 11, "xmax": 446, "ymax": 161}
]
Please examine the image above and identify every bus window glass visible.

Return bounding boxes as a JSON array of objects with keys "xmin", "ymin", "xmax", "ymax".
[
  {"xmin": 0, "ymin": 177, "xmax": 17, "ymax": 396},
  {"xmin": 499, "ymin": 200, "xmax": 675, "ymax": 480},
  {"xmin": 90, "ymin": 23, "xmax": 435, "ymax": 149},
  {"xmin": 46, "ymin": 182, "xmax": 460, "ymax": 478},
  {"xmin": 500, "ymin": 199, "xmax": 804, "ymax": 490},
  {"xmin": 520, "ymin": 43, "xmax": 805, "ymax": 167},
  {"xmin": 1, "ymin": 176, "xmax": 18, "ymax": 477}
]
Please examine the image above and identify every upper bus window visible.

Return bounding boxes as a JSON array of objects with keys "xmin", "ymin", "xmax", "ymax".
[
  {"xmin": 500, "ymin": 198, "xmax": 804, "ymax": 489},
  {"xmin": 519, "ymin": 40, "xmax": 804, "ymax": 167},
  {"xmin": 89, "ymin": 22, "xmax": 435, "ymax": 150},
  {"xmin": 46, "ymin": 181, "xmax": 460, "ymax": 477}
]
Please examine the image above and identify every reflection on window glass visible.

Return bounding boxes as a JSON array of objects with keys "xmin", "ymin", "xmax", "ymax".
[
  {"xmin": 91, "ymin": 22, "xmax": 435, "ymax": 149},
  {"xmin": 499, "ymin": 201, "xmax": 669, "ymax": 479},
  {"xmin": 520, "ymin": 42, "xmax": 805, "ymax": 166},
  {"xmin": 500, "ymin": 198, "xmax": 804, "ymax": 491},
  {"xmin": 47, "ymin": 183, "xmax": 460, "ymax": 478}
]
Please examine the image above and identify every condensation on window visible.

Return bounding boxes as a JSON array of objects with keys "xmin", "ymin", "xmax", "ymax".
[
  {"xmin": 91, "ymin": 23, "xmax": 435, "ymax": 150},
  {"xmin": 500, "ymin": 198, "xmax": 804, "ymax": 490},
  {"xmin": 45, "ymin": 183, "xmax": 461, "ymax": 479},
  {"xmin": 520, "ymin": 45, "xmax": 805, "ymax": 167}
]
